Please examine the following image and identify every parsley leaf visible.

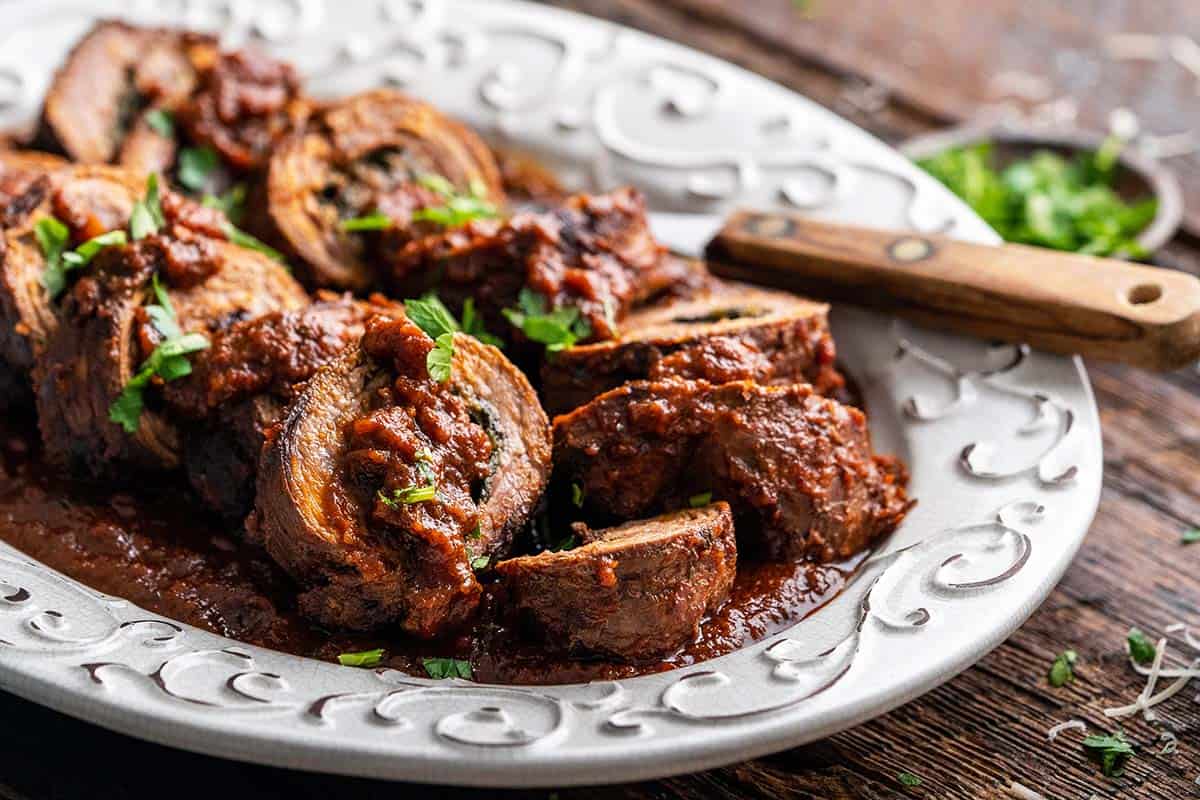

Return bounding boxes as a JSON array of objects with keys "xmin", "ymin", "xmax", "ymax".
[
  {"xmin": 62, "ymin": 230, "xmax": 128, "ymax": 269},
  {"xmin": 411, "ymin": 174, "xmax": 499, "ymax": 228},
  {"xmin": 423, "ymin": 657, "xmax": 472, "ymax": 680},
  {"xmin": 144, "ymin": 108, "xmax": 175, "ymax": 138},
  {"xmin": 502, "ymin": 289, "xmax": 591, "ymax": 353},
  {"xmin": 223, "ymin": 222, "xmax": 285, "ymax": 263},
  {"xmin": 470, "ymin": 555, "xmax": 490, "ymax": 570},
  {"xmin": 337, "ymin": 648, "xmax": 385, "ymax": 668},
  {"xmin": 689, "ymin": 491, "xmax": 713, "ymax": 508},
  {"xmin": 339, "ymin": 211, "xmax": 393, "ymax": 232},
  {"xmin": 897, "ymin": 772, "xmax": 922, "ymax": 787},
  {"xmin": 917, "ymin": 141, "xmax": 1156, "ymax": 259},
  {"xmin": 551, "ymin": 533, "xmax": 579, "ymax": 553},
  {"xmin": 571, "ymin": 482, "xmax": 585, "ymax": 508},
  {"xmin": 1182, "ymin": 527, "xmax": 1200, "ymax": 545},
  {"xmin": 107, "ymin": 274, "xmax": 210, "ymax": 433},
  {"xmin": 405, "ymin": 293, "xmax": 502, "ymax": 353},
  {"xmin": 35, "ymin": 216, "xmax": 70, "ymax": 296},
  {"xmin": 1082, "ymin": 731, "xmax": 1135, "ymax": 778},
  {"xmin": 201, "ymin": 184, "xmax": 247, "ymax": 224},
  {"xmin": 1126, "ymin": 628, "xmax": 1156, "ymax": 665},
  {"xmin": 378, "ymin": 484, "xmax": 438, "ymax": 506},
  {"xmin": 177, "ymin": 146, "xmax": 219, "ymax": 193},
  {"xmin": 129, "ymin": 174, "xmax": 165, "ymax": 240},
  {"xmin": 426, "ymin": 333, "xmax": 455, "ymax": 383},
  {"xmin": 1048, "ymin": 649, "xmax": 1077, "ymax": 687}
]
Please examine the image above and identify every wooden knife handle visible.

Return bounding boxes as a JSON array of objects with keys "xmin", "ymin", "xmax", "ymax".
[{"xmin": 705, "ymin": 209, "xmax": 1200, "ymax": 371}]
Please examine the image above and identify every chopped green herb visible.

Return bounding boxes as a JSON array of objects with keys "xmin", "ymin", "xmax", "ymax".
[
  {"xmin": 571, "ymin": 483, "xmax": 585, "ymax": 508},
  {"xmin": 223, "ymin": 222, "xmax": 285, "ymax": 263},
  {"xmin": 201, "ymin": 184, "xmax": 247, "ymax": 224},
  {"xmin": 916, "ymin": 140, "xmax": 1156, "ymax": 259},
  {"xmin": 35, "ymin": 216, "xmax": 70, "ymax": 296},
  {"xmin": 411, "ymin": 174, "xmax": 499, "ymax": 228},
  {"xmin": 405, "ymin": 293, "xmax": 502, "ymax": 352},
  {"xmin": 61, "ymin": 230, "xmax": 128, "ymax": 269},
  {"xmin": 337, "ymin": 648, "xmax": 385, "ymax": 668},
  {"xmin": 423, "ymin": 657, "xmax": 472, "ymax": 680},
  {"xmin": 897, "ymin": 771, "xmax": 922, "ymax": 787},
  {"xmin": 1082, "ymin": 731, "xmax": 1135, "ymax": 778},
  {"xmin": 1048, "ymin": 649, "xmax": 1077, "ymax": 687},
  {"xmin": 502, "ymin": 289, "xmax": 591, "ymax": 353},
  {"xmin": 339, "ymin": 211, "xmax": 393, "ymax": 232},
  {"xmin": 1127, "ymin": 628, "xmax": 1157, "ymax": 665},
  {"xmin": 378, "ymin": 484, "xmax": 438, "ymax": 506},
  {"xmin": 177, "ymin": 146, "xmax": 219, "ymax": 193},
  {"xmin": 1182, "ymin": 527, "xmax": 1200, "ymax": 545},
  {"xmin": 129, "ymin": 174, "xmax": 165, "ymax": 240},
  {"xmin": 144, "ymin": 108, "xmax": 175, "ymax": 138},
  {"xmin": 551, "ymin": 533, "xmax": 578, "ymax": 552},
  {"xmin": 468, "ymin": 523, "xmax": 483, "ymax": 540},
  {"xmin": 461, "ymin": 297, "xmax": 503, "ymax": 347},
  {"xmin": 470, "ymin": 555, "xmax": 490, "ymax": 570},
  {"xmin": 108, "ymin": 274, "xmax": 209, "ymax": 433},
  {"xmin": 426, "ymin": 332, "xmax": 455, "ymax": 383},
  {"xmin": 689, "ymin": 492, "xmax": 713, "ymax": 508}
]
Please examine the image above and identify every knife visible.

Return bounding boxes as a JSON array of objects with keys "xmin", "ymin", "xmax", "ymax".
[{"xmin": 649, "ymin": 209, "xmax": 1200, "ymax": 371}]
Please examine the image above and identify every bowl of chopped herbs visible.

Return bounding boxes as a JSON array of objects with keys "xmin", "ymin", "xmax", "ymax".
[{"xmin": 903, "ymin": 125, "xmax": 1184, "ymax": 259}]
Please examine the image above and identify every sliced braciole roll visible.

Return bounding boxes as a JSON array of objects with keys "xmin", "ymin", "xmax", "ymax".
[
  {"xmin": 0, "ymin": 165, "xmax": 145, "ymax": 392},
  {"xmin": 162, "ymin": 294, "xmax": 403, "ymax": 522},
  {"xmin": 266, "ymin": 89, "xmax": 505, "ymax": 289},
  {"xmin": 495, "ymin": 502, "xmax": 737, "ymax": 661},
  {"xmin": 34, "ymin": 180, "xmax": 307, "ymax": 478},
  {"xmin": 249, "ymin": 316, "xmax": 551, "ymax": 635},
  {"xmin": 553, "ymin": 379, "xmax": 913, "ymax": 562},
  {"xmin": 37, "ymin": 21, "xmax": 217, "ymax": 168},
  {"xmin": 0, "ymin": 149, "xmax": 68, "ymax": 209},
  {"xmin": 385, "ymin": 187, "xmax": 699, "ymax": 348},
  {"xmin": 541, "ymin": 279, "xmax": 846, "ymax": 415}
]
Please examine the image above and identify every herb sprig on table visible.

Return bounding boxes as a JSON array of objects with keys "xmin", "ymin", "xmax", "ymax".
[{"xmin": 916, "ymin": 140, "xmax": 1157, "ymax": 258}]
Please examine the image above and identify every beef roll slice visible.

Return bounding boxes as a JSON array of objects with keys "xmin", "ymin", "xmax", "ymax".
[
  {"xmin": 387, "ymin": 187, "xmax": 694, "ymax": 346},
  {"xmin": 35, "ymin": 178, "xmax": 307, "ymax": 478},
  {"xmin": 541, "ymin": 280, "xmax": 846, "ymax": 415},
  {"xmin": 163, "ymin": 294, "xmax": 402, "ymax": 521},
  {"xmin": 1, "ymin": 166, "xmax": 145, "ymax": 395},
  {"xmin": 38, "ymin": 22, "xmax": 216, "ymax": 171},
  {"xmin": 267, "ymin": 89, "xmax": 504, "ymax": 289},
  {"xmin": 554, "ymin": 379, "xmax": 912, "ymax": 562},
  {"xmin": 250, "ymin": 315, "xmax": 551, "ymax": 634},
  {"xmin": 496, "ymin": 503, "xmax": 737, "ymax": 660}
]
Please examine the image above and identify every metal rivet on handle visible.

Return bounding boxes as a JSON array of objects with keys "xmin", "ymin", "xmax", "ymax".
[{"xmin": 888, "ymin": 236, "xmax": 936, "ymax": 263}]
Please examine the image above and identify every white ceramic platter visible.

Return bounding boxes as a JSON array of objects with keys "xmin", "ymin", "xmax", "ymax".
[{"xmin": 0, "ymin": 0, "xmax": 1101, "ymax": 788}]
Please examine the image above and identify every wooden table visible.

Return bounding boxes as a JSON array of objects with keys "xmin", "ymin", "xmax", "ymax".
[{"xmin": 3, "ymin": 3, "xmax": 1199, "ymax": 799}]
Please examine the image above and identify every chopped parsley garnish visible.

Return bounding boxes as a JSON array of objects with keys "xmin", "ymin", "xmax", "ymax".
[
  {"xmin": 412, "ymin": 174, "xmax": 500, "ymax": 228},
  {"xmin": 108, "ymin": 274, "xmax": 210, "ymax": 433},
  {"xmin": 337, "ymin": 648, "xmax": 384, "ymax": 668},
  {"xmin": 551, "ymin": 533, "xmax": 579, "ymax": 552},
  {"xmin": 897, "ymin": 771, "xmax": 922, "ymax": 787},
  {"xmin": 1182, "ymin": 527, "xmax": 1200, "ymax": 545},
  {"xmin": 468, "ymin": 523, "xmax": 483, "ymax": 540},
  {"xmin": 1126, "ymin": 628, "xmax": 1156, "ymax": 665},
  {"xmin": 201, "ymin": 184, "xmax": 247, "ymax": 224},
  {"xmin": 1082, "ymin": 731, "xmax": 1135, "ymax": 778},
  {"xmin": 378, "ymin": 484, "xmax": 438, "ymax": 506},
  {"xmin": 223, "ymin": 223, "xmax": 285, "ymax": 263},
  {"xmin": 426, "ymin": 333, "xmax": 455, "ymax": 383},
  {"xmin": 916, "ymin": 140, "xmax": 1156, "ymax": 259},
  {"xmin": 35, "ymin": 216, "xmax": 70, "ymax": 296},
  {"xmin": 177, "ymin": 145, "xmax": 219, "ymax": 193},
  {"xmin": 571, "ymin": 483, "xmax": 585, "ymax": 508},
  {"xmin": 144, "ymin": 108, "xmax": 175, "ymax": 138},
  {"xmin": 129, "ymin": 173, "xmax": 166, "ymax": 240},
  {"xmin": 502, "ymin": 289, "xmax": 591, "ymax": 353},
  {"xmin": 470, "ymin": 555, "xmax": 490, "ymax": 570},
  {"xmin": 339, "ymin": 211, "xmax": 392, "ymax": 232},
  {"xmin": 405, "ymin": 294, "xmax": 505, "ymax": 382},
  {"xmin": 689, "ymin": 492, "xmax": 713, "ymax": 508},
  {"xmin": 1048, "ymin": 649, "xmax": 1077, "ymax": 687},
  {"xmin": 46, "ymin": 228, "xmax": 130, "ymax": 297},
  {"xmin": 423, "ymin": 657, "xmax": 472, "ymax": 680}
]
